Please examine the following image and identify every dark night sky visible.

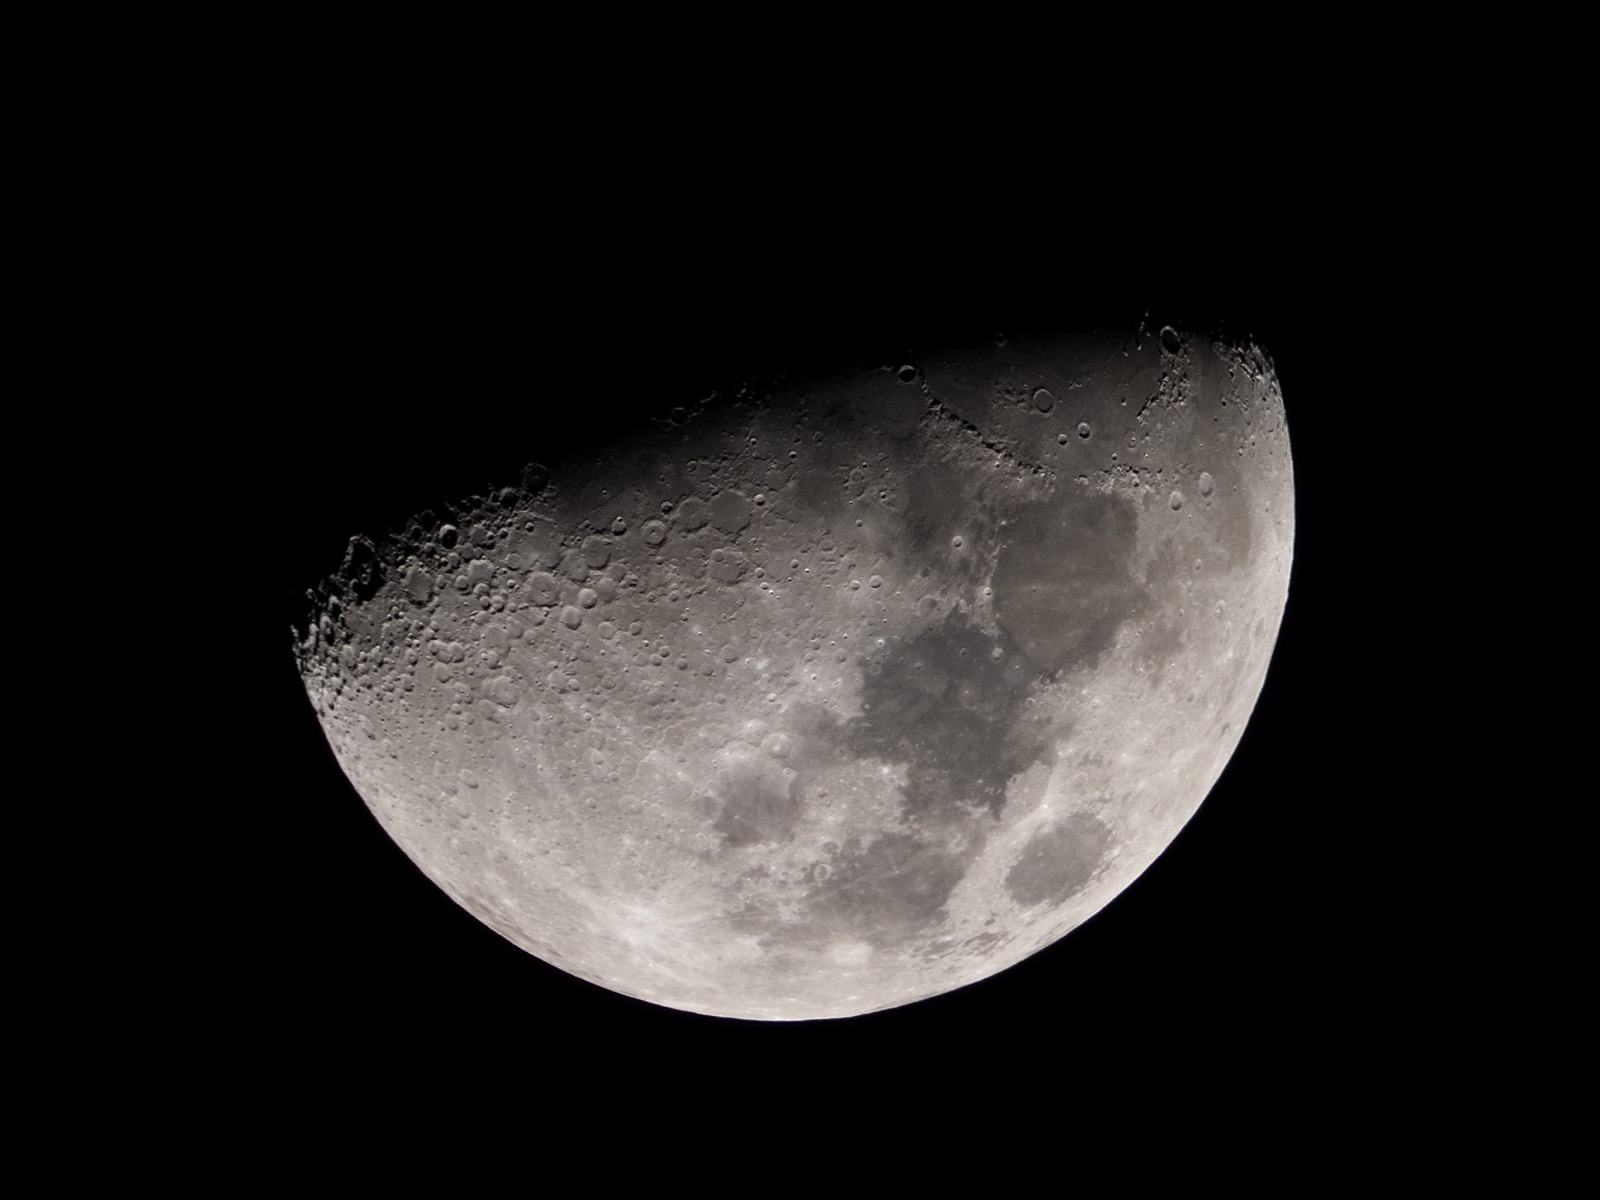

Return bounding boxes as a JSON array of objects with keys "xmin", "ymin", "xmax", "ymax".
[{"xmin": 230, "ymin": 187, "xmax": 1382, "ymax": 1112}]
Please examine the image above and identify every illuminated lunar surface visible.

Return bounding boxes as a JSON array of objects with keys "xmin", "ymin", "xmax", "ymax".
[{"xmin": 295, "ymin": 326, "xmax": 1294, "ymax": 1020}]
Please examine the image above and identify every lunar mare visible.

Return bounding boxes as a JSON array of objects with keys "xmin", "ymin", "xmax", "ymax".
[{"xmin": 295, "ymin": 326, "xmax": 1294, "ymax": 1020}]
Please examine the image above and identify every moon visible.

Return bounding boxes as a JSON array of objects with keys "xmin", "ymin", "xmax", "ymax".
[{"xmin": 294, "ymin": 323, "xmax": 1293, "ymax": 1020}]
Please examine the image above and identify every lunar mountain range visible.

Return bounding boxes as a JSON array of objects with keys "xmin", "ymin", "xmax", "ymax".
[{"xmin": 295, "ymin": 325, "xmax": 1294, "ymax": 1020}]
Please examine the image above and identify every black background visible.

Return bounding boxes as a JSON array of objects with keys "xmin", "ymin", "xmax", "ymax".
[{"xmin": 229, "ymin": 171, "xmax": 1389, "ymax": 1114}]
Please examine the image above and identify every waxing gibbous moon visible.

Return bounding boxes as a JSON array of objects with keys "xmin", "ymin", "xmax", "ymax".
[{"xmin": 295, "ymin": 325, "xmax": 1293, "ymax": 1020}]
